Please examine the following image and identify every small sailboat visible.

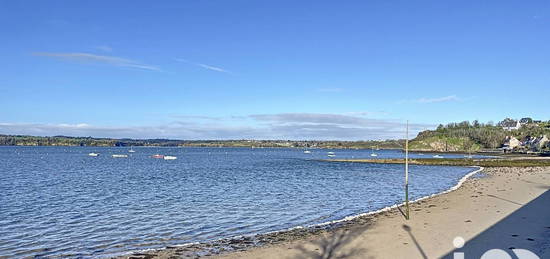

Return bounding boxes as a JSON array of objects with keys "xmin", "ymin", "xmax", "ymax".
[
  {"xmin": 370, "ymin": 148, "xmax": 378, "ymax": 157},
  {"xmin": 88, "ymin": 152, "xmax": 99, "ymax": 157},
  {"xmin": 164, "ymin": 155, "xmax": 177, "ymax": 160},
  {"xmin": 112, "ymin": 154, "xmax": 128, "ymax": 158},
  {"xmin": 304, "ymin": 150, "xmax": 312, "ymax": 154},
  {"xmin": 128, "ymin": 147, "xmax": 136, "ymax": 153}
]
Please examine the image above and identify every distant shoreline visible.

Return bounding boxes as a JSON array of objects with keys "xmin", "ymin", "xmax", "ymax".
[
  {"xmin": 0, "ymin": 134, "xmax": 404, "ymax": 149},
  {"xmin": 0, "ymin": 145, "xmax": 404, "ymax": 149}
]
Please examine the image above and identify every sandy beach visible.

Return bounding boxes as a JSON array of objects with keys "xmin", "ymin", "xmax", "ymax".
[{"xmin": 133, "ymin": 166, "xmax": 550, "ymax": 259}]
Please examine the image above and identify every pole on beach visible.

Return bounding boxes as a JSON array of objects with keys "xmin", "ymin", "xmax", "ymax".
[{"xmin": 405, "ymin": 120, "xmax": 410, "ymax": 220}]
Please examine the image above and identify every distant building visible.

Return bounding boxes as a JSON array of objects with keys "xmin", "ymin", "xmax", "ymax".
[
  {"xmin": 503, "ymin": 136, "xmax": 520, "ymax": 151},
  {"xmin": 519, "ymin": 117, "xmax": 533, "ymax": 124},
  {"xmin": 500, "ymin": 119, "xmax": 521, "ymax": 131},
  {"xmin": 532, "ymin": 135, "xmax": 549, "ymax": 151}
]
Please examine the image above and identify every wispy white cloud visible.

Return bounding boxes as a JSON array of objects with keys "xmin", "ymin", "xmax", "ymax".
[
  {"xmin": 197, "ymin": 63, "xmax": 230, "ymax": 73},
  {"xmin": 94, "ymin": 45, "xmax": 113, "ymax": 52},
  {"xmin": 0, "ymin": 122, "xmax": 260, "ymax": 140},
  {"xmin": 344, "ymin": 111, "xmax": 390, "ymax": 117},
  {"xmin": 33, "ymin": 52, "xmax": 160, "ymax": 71},
  {"xmin": 0, "ymin": 113, "xmax": 434, "ymax": 140},
  {"xmin": 413, "ymin": 95, "xmax": 460, "ymax": 104},
  {"xmin": 175, "ymin": 58, "xmax": 231, "ymax": 74}
]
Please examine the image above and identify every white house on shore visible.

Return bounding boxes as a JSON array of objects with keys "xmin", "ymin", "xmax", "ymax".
[
  {"xmin": 503, "ymin": 136, "xmax": 521, "ymax": 151},
  {"xmin": 530, "ymin": 135, "xmax": 549, "ymax": 151},
  {"xmin": 500, "ymin": 120, "xmax": 521, "ymax": 131},
  {"xmin": 504, "ymin": 135, "xmax": 549, "ymax": 152}
]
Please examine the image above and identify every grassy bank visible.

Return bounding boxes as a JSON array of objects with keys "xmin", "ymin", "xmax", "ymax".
[{"xmin": 323, "ymin": 158, "xmax": 550, "ymax": 167}]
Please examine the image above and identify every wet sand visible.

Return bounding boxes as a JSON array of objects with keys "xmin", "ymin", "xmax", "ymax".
[{"xmin": 126, "ymin": 167, "xmax": 550, "ymax": 259}]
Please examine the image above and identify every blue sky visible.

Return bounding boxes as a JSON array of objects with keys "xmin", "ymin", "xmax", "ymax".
[{"xmin": 0, "ymin": 1, "xmax": 548, "ymax": 140}]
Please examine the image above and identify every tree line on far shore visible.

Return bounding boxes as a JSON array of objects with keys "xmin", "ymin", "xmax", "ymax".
[
  {"xmin": 411, "ymin": 119, "xmax": 550, "ymax": 152},
  {"xmin": 0, "ymin": 134, "xmax": 405, "ymax": 149},
  {"xmin": 0, "ymin": 135, "xmax": 183, "ymax": 147},
  {"xmin": 3, "ymin": 118, "xmax": 549, "ymax": 152}
]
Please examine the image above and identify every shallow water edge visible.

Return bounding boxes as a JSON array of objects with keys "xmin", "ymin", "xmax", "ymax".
[{"xmin": 120, "ymin": 166, "xmax": 484, "ymax": 259}]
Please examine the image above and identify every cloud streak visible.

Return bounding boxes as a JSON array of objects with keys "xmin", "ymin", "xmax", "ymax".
[
  {"xmin": 414, "ymin": 95, "xmax": 460, "ymax": 103},
  {"xmin": 175, "ymin": 58, "xmax": 231, "ymax": 74},
  {"xmin": 249, "ymin": 113, "xmax": 431, "ymax": 139},
  {"xmin": 0, "ymin": 113, "xmax": 434, "ymax": 140},
  {"xmin": 33, "ymin": 52, "xmax": 160, "ymax": 71},
  {"xmin": 0, "ymin": 122, "xmax": 263, "ymax": 140},
  {"xmin": 94, "ymin": 45, "xmax": 113, "ymax": 52},
  {"xmin": 197, "ymin": 63, "xmax": 230, "ymax": 73}
]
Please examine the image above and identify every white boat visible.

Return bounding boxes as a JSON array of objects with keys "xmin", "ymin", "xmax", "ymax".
[
  {"xmin": 327, "ymin": 151, "xmax": 335, "ymax": 155},
  {"xmin": 128, "ymin": 148, "xmax": 136, "ymax": 153},
  {"xmin": 304, "ymin": 150, "xmax": 312, "ymax": 154},
  {"xmin": 370, "ymin": 148, "xmax": 378, "ymax": 157},
  {"xmin": 433, "ymin": 155, "xmax": 444, "ymax": 158},
  {"xmin": 327, "ymin": 154, "xmax": 336, "ymax": 157},
  {"xmin": 164, "ymin": 155, "xmax": 177, "ymax": 160},
  {"xmin": 88, "ymin": 152, "xmax": 99, "ymax": 157},
  {"xmin": 112, "ymin": 154, "xmax": 128, "ymax": 158}
]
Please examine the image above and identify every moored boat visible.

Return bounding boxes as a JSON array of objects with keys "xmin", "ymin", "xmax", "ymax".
[
  {"xmin": 370, "ymin": 147, "xmax": 378, "ymax": 157},
  {"xmin": 112, "ymin": 154, "xmax": 128, "ymax": 158},
  {"xmin": 164, "ymin": 155, "xmax": 177, "ymax": 160},
  {"xmin": 88, "ymin": 152, "xmax": 99, "ymax": 157}
]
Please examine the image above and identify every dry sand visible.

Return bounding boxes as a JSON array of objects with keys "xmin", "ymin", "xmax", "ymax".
[{"xmin": 128, "ymin": 167, "xmax": 550, "ymax": 259}]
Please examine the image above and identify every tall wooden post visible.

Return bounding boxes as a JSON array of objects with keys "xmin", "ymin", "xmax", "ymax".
[{"xmin": 405, "ymin": 120, "xmax": 410, "ymax": 220}]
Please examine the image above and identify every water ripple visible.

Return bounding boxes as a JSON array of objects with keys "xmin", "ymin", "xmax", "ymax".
[{"xmin": 0, "ymin": 146, "xmax": 476, "ymax": 257}]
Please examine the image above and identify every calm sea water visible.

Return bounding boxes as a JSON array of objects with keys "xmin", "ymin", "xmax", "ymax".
[{"xmin": 0, "ymin": 147, "xmax": 477, "ymax": 258}]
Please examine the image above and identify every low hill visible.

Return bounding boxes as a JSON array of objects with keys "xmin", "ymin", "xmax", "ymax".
[
  {"xmin": 409, "ymin": 135, "xmax": 482, "ymax": 152},
  {"xmin": 409, "ymin": 120, "xmax": 550, "ymax": 152}
]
